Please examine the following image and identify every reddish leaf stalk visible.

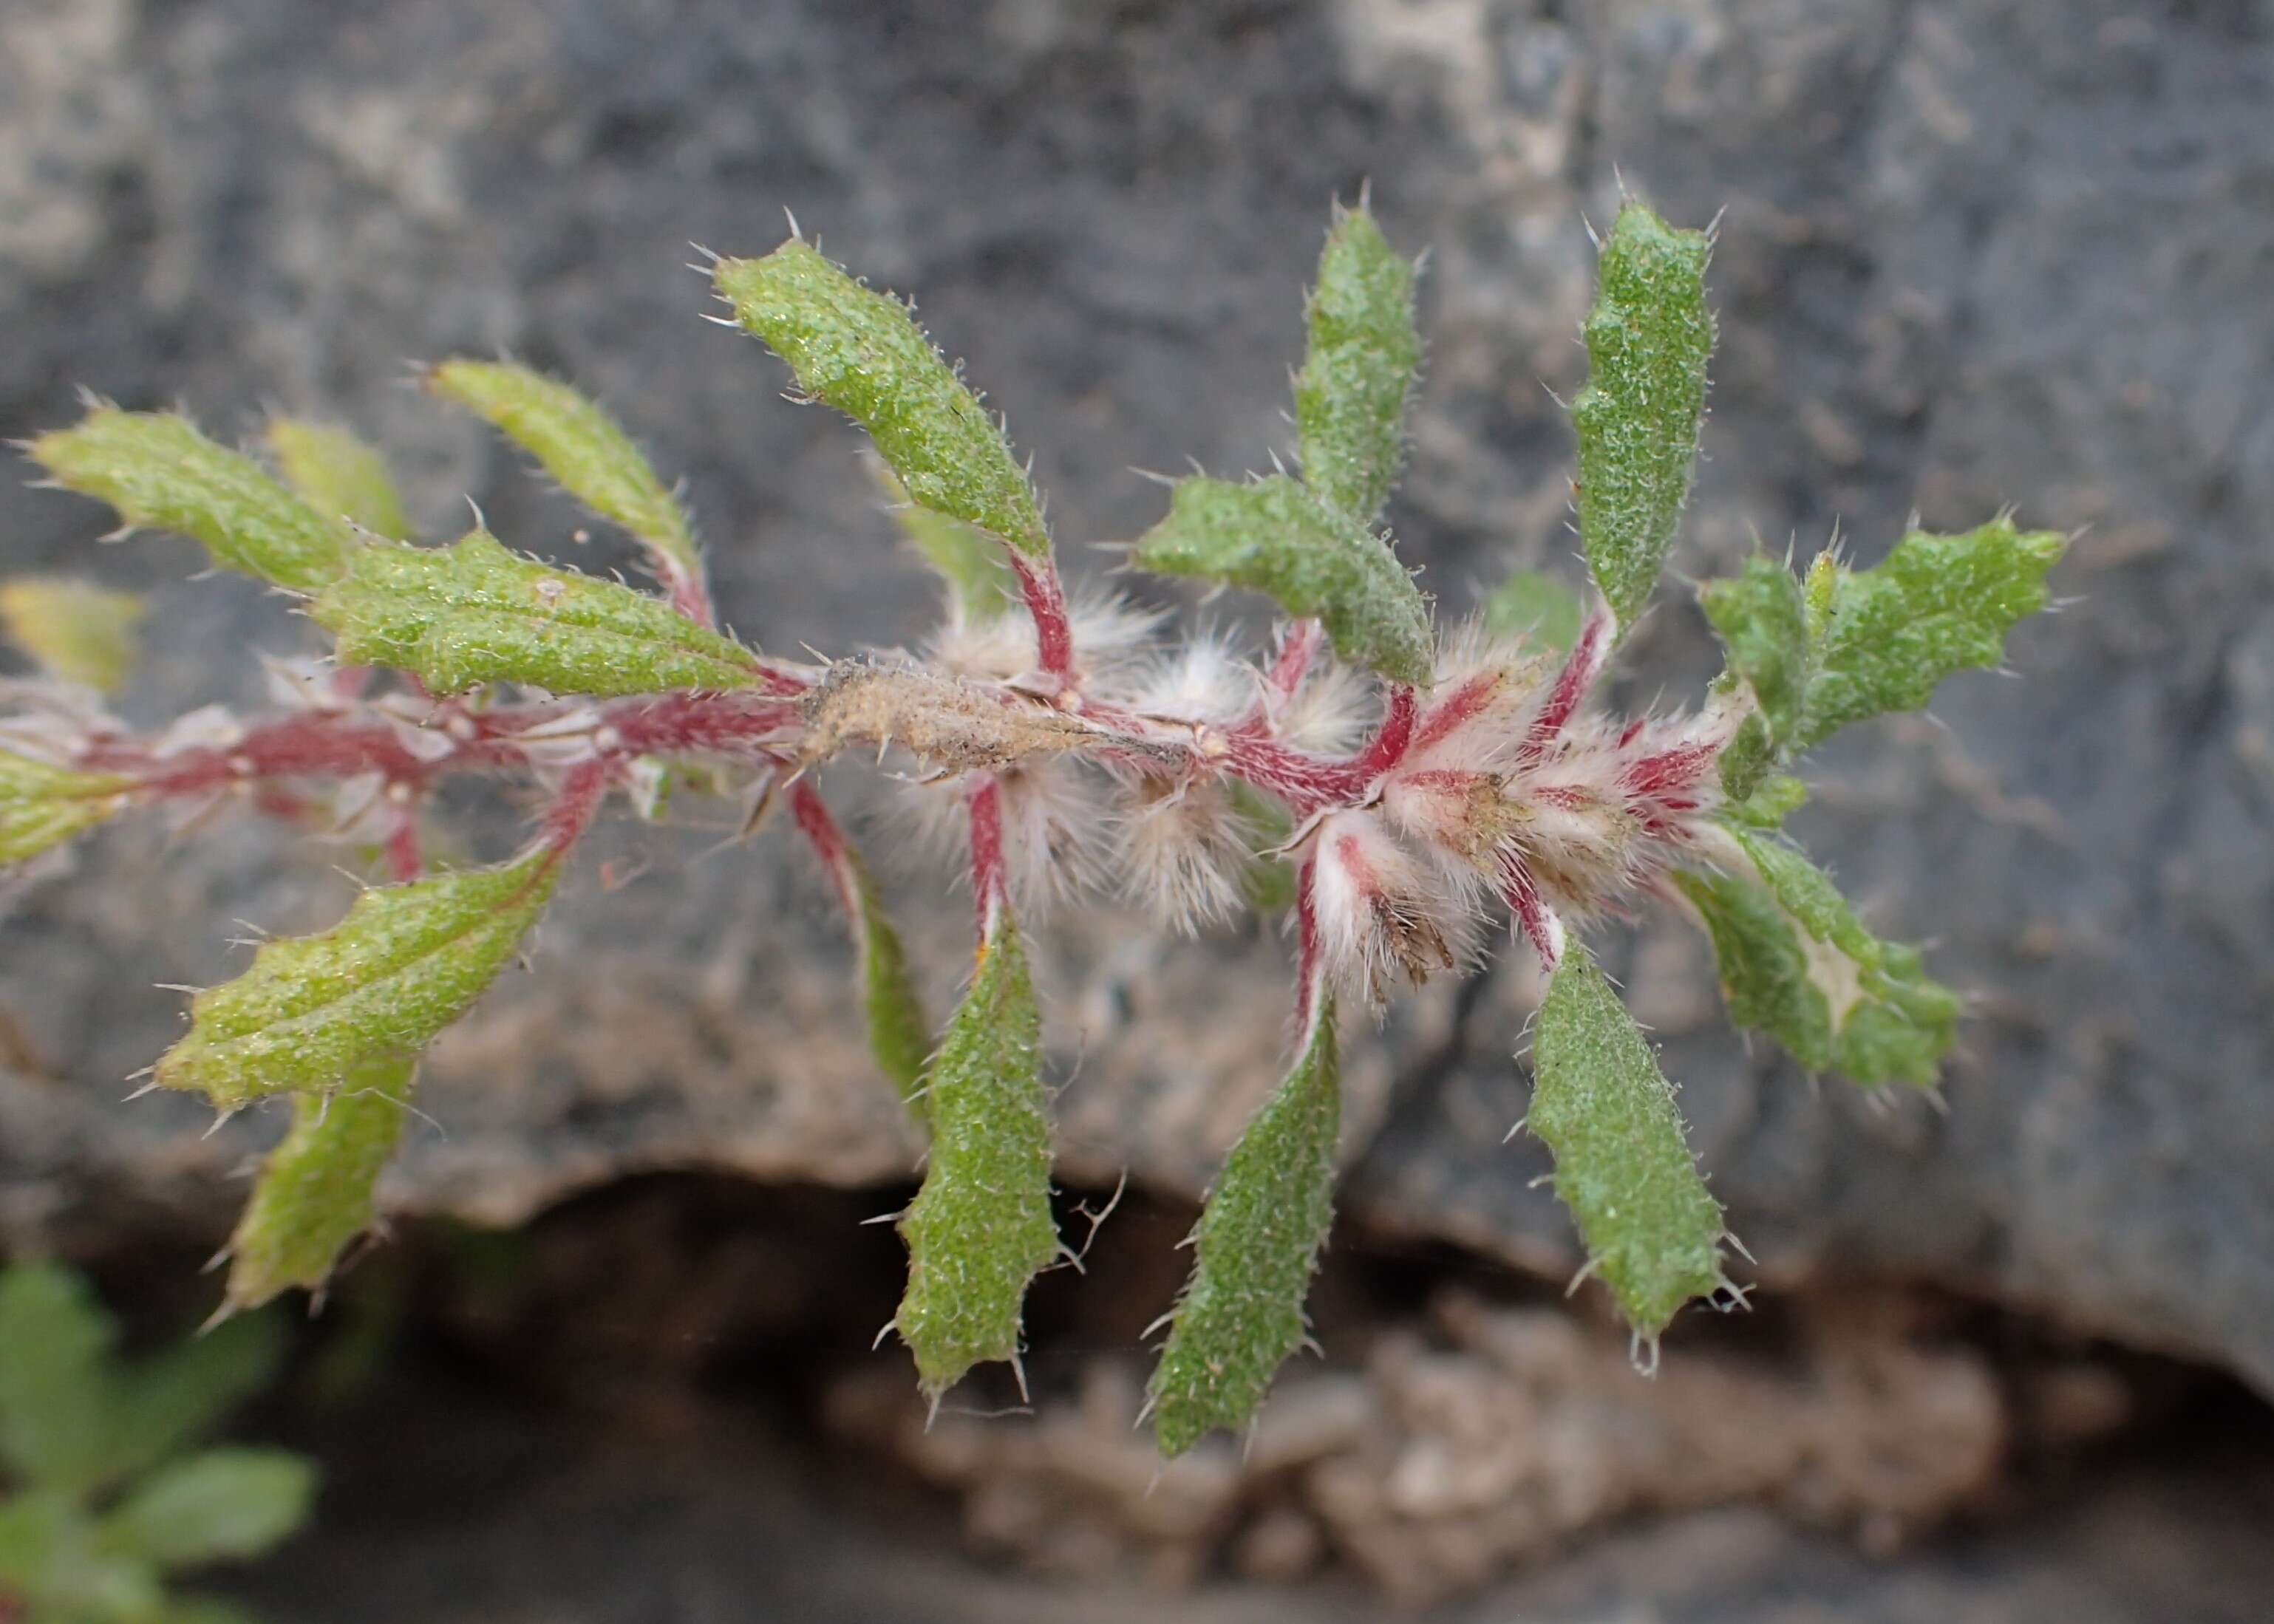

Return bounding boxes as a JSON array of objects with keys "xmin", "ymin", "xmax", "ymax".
[
  {"xmin": 1006, "ymin": 551, "xmax": 1075, "ymax": 679},
  {"xmin": 967, "ymin": 773, "xmax": 1009, "ymax": 932}
]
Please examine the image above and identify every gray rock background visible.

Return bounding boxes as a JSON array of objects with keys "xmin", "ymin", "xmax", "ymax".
[{"xmin": 2, "ymin": 0, "xmax": 2270, "ymax": 1430}]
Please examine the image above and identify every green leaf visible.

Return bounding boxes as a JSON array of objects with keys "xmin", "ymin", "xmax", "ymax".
[
  {"xmin": 310, "ymin": 530, "xmax": 759, "ymax": 696},
  {"xmin": 1570, "ymin": 203, "xmax": 1715, "ymax": 634},
  {"xmin": 1702, "ymin": 553, "xmax": 1811, "ymax": 802},
  {"xmin": 894, "ymin": 913, "xmax": 1059, "ymax": 1396},
  {"xmin": 93, "ymin": 1314, "xmax": 285, "ymax": 1492},
  {"xmin": 1481, "ymin": 568, "xmax": 1583, "ymax": 653},
  {"xmin": 0, "ymin": 1489, "xmax": 164, "ymax": 1623},
  {"xmin": 0, "ymin": 1487, "xmax": 77, "ymax": 1590},
  {"xmin": 715, "ymin": 240, "xmax": 1052, "ymax": 560},
  {"xmin": 1132, "ymin": 476, "xmax": 1432, "ymax": 686},
  {"xmin": 1149, "ymin": 1003, "xmax": 1341, "ymax": 1456},
  {"xmin": 0, "ymin": 1263, "xmax": 118, "ymax": 1495},
  {"xmin": 427, "ymin": 361, "xmax": 703, "ymax": 595},
  {"xmin": 848, "ymin": 859, "xmax": 932, "ymax": 1111},
  {"xmin": 1296, "ymin": 203, "xmax": 1420, "ymax": 525},
  {"xmin": 1528, "ymin": 944, "xmax": 1726, "ymax": 1339},
  {"xmin": 1721, "ymin": 770, "xmax": 1808, "ymax": 828},
  {"xmin": 99, "ymin": 1449, "xmax": 315, "ymax": 1568},
  {"xmin": 264, "ymin": 420, "xmax": 411, "ymax": 540},
  {"xmin": 0, "ymin": 750, "xmax": 133, "ymax": 869},
  {"xmin": 1679, "ymin": 829, "xmax": 1960, "ymax": 1087},
  {"xmin": 1702, "ymin": 555, "xmax": 1809, "ymax": 741},
  {"xmin": 0, "ymin": 579, "xmax": 145, "ymax": 693},
  {"xmin": 871, "ymin": 462, "xmax": 1018, "ymax": 624},
  {"xmin": 1794, "ymin": 519, "xmax": 2065, "ymax": 748},
  {"xmin": 155, "ymin": 848, "xmax": 562, "ymax": 1110},
  {"xmin": 224, "ymin": 1060, "xmax": 412, "ymax": 1309},
  {"xmin": 29, "ymin": 409, "xmax": 347, "ymax": 591}
]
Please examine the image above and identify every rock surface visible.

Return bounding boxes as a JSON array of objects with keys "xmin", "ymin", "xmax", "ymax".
[{"xmin": 2, "ymin": 0, "xmax": 2271, "ymax": 1424}]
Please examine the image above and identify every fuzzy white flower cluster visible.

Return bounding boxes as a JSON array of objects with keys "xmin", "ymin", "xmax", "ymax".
[{"xmin": 910, "ymin": 591, "xmax": 1738, "ymax": 998}]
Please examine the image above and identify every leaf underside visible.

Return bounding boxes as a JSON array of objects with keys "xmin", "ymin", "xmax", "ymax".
[
  {"xmin": 1528, "ymin": 944, "xmax": 1726, "ymax": 1337},
  {"xmin": 157, "ymin": 850, "xmax": 561, "ymax": 1109},
  {"xmin": 311, "ymin": 530, "xmax": 757, "ymax": 696},
  {"xmin": 893, "ymin": 915, "xmax": 1059, "ymax": 1394},
  {"xmin": 1132, "ymin": 475, "xmax": 1432, "ymax": 686},
  {"xmin": 1571, "ymin": 203, "xmax": 1715, "ymax": 634},
  {"xmin": 1149, "ymin": 1005, "xmax": 1341, "ymax": 1456},
  {"xmin": 715, "ymin": 241, "xmax": 1052, "ymax": 560}
]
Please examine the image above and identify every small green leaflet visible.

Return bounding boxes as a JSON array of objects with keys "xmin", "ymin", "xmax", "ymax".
[
  {"xmin": 715, "ymin": 241, "xmax": 1053, "ymax": 561},
  {"xmin": 310, "ymin": 530, "xmax": 760, "ymax": 695},
  {"xmin": 0, "ymin": 1490, "xmax": 166, "ymax": 1621},
  {"xmin": 1481, "ymin": 567, "xmax": 1583, "ymax": 654},
  {"xmin": 1678, "ymin": 830, "xmax": 1960, "ymax": 1086},
  {"xmin": 30, "ymin": 409, "xmax": 347, "ymax": 591},
  {"xmin": 1570, "ymin": 203, "xmax": 1715, "ymax": 635},
  {"xmin": 871, "ymin": 460, "xmax": 1018, "ymax": 624},
  {"xmin": 1701, "ymin": 554, "xmax": 1811, "ymax": 803},
  {"xmin": 98, "ymin": 1448, "xmax": 315, "ymax": 1567},
  {"xmin": 1702, "ymin": 555, "xmax": 1809, "ymax": 743},
  {"xmin": 81, "ymin": 1317, "xmax": 284, "ymax": 1496},
  {"xmin": 428, "ymin": 359, "xmax": 704, "ymax": 597},
  {"xmin": 1794, "ymin": 519, "xmax": 2064, "ymax": 749},
  {"xmin": 1132, "ymin": 475, "xmax": 1433, "ymax": 687},
  {"xmin": 0, "ymin": 750, "xmax": 133, "ymax": 867},
  {"xmin": 0, "ymin": 579, "xmax": 145, "ymax": 694},
  {"xmin": 225, "ymin": 1059, "xmax": 413, "ymax": 1309},
  {"xmin": 1528, "ymin": 944, "xmax": 1726, "ymax": 1338},
  {"xmin": 265, "ymin": 419, "xmax": 412, "ymax": 539},
  {"xmin": 0, "ymin": 1263, "xmax": 114, "ymax": 1495},
  {"xmin": 1700, "ymin": 524, "xmax": 2063, "ymax": 811},
  {"xmin": 1149, "ymin": 1002, "xmax": 1341, "ymax": 1456},
  {"xmin": 849, "ymin": 854, "xmax": 933, "ymax": 1111},
  {"xmin": 1296, "ymin": 204, "xmax": 1421, "ymax": 526},
  {"xmin": 156, "ymin": 848, "xmax": 562, "ymax": 1109},
  {"xmin": 0, "ymin": 1263, "xmax": 281, "ymax": 1500},
  {"xmin": 894, "ymin": 913, "xmax": 1059, "ymax": 1395}
]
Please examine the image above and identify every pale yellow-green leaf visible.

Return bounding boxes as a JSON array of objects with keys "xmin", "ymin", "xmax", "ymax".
[
  {"xmin": 0, "ymin": 579, "xmax": 144, "ymax": 692},
  {"xmin": 265, "ymin": 419, "xmax": 412, "ymax": 539}
]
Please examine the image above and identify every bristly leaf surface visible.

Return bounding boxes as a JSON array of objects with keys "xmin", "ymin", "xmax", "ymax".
[
  {"xmin": 894, "ymin": 914, "xmax": 1058, "ymax": 1394},
  {"xmin": 1132, "ymin": 475, "xmax": 1432, "ymax": 686},
  {"xmin": 1794, "ymin": 518, "xmax": 2064, "ymax": 748},
  {"xmin": 1296, "ymin": 205, "xmax": 1420, "ymax": 525},
  {"xmin": 428, "ymin": 360, "xmax": 703, "ymax": 593},
  {"xmin": 30, "ymin": 410, "xmax": 348, "ymax": 591},
  {"xmin": 1678, "ymin": 830, "xmax": 1961, "ymax": 1086},
  {"xmin": 715, "ymin": 241, "xmax": 1053, "ymax": 560},
  {"xmin": 1570, "ymin": 203, "xmax": 1715, "ymax": 635},
  {"xmin": 225, "ymin": 1060, "xmax": 413, "ymax": 1309},
  {"xmin": 311, "ymin": 530, "xmax": 760, "ymax": 695},
  {"xmin": 156, "ymin": 849, "xmax": 562, "ymax": 1108},
  {"xmin": 1149, "ymin": 1003, "xmax": 1341, "ymax": 1456},
  {"xmin": 1528, "ymin": 944, "xmax": 1726, "ymax": 1337}
]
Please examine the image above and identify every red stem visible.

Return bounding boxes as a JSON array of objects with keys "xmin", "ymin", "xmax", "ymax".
[
  {"xmin": 1263, "ymin": 618, "xmax": 1324, "ymax": 710},
  {"xmin": 967, "ymin": 774, "xmax": 1008, "ymax": 932},
  {"xmin": 789, "ymin": 778, "xmax": 860, "ymax": 921},
  {"xmin": 539, "ymin": 757, "xmax": 611, "ymax": 854},
  {"xmin": 1007, "ymin": 552, "xmax": 1075, "ymax": 678}
]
